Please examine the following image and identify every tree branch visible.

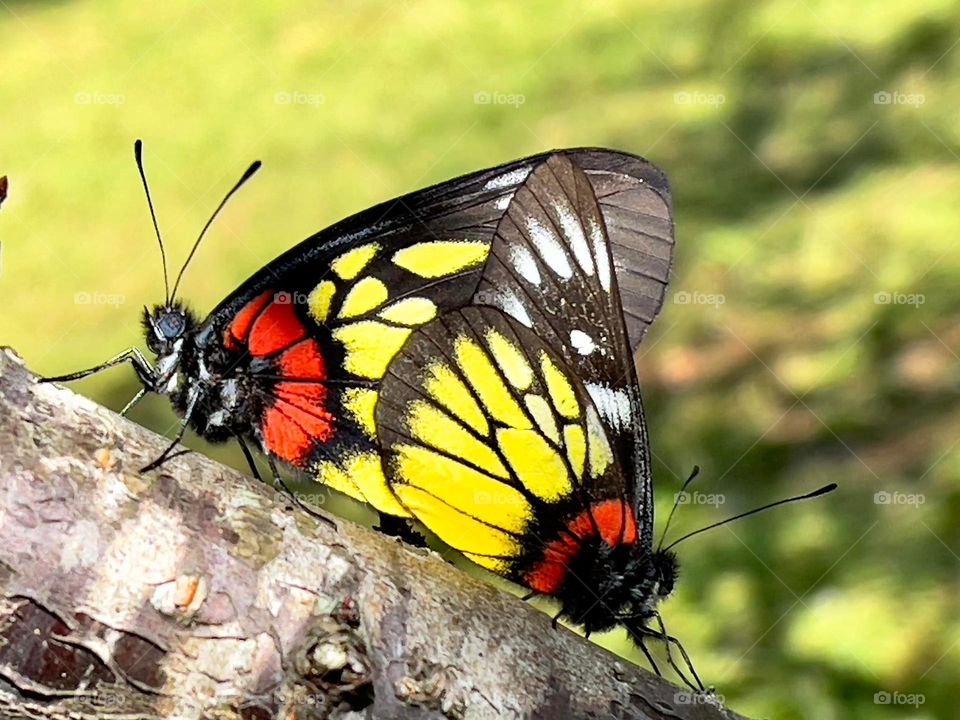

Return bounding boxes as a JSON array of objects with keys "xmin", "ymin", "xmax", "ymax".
[{"xmin": 0, "ymin": 349, "xmax": 747, "ymax": 720}]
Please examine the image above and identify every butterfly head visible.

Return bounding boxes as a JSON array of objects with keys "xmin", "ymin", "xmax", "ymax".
[{"xmin": 142, "ymin": 302, "xmax": 199, "ymax": 391}]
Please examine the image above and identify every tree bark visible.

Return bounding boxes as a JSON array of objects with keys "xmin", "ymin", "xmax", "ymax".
[{"xmin": 0, "ymin": 349, "xmax": 747, "ymax": 720}]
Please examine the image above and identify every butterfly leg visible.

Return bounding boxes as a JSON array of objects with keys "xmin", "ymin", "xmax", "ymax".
[
  {"xmin": 41, "ymin": 347, "xmax": 156, "ymax": 386},
  {"xmin": 140, "ymin": 386, "xmax": 199, "ymax": 473},
  {"xmin": 634, "ymin": 634, "xmax": 662, "ymax": 678},
  {"xmin": 119, "ymin": 387, "xmax": 148, "ymax": 417},
  {"xmin": 651, "ymin": 613, "xmax": 704, "ymax": 692},
  {"xmin": 234, "ymin": 434, "xmax": 263, "ymax": 481}
]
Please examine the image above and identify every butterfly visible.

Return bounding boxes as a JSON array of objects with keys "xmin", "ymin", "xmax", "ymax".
[{"xmin": 0, "ymin": 176, "xmax": 8, "ymax": 210}]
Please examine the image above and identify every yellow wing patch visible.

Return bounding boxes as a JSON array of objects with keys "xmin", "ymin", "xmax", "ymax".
[
  {"xmin": 392, "ymin": 484, "xmax": 521, "ymax": 564},
  {"xmin": 342, "ymin": 388, "xmax": 378, "ymax": 438},
  {"xmin": 307, "ymin": 280, "xmax": 337, "ymax": 324},
  {"xmin": 485, "ymin": 328, "xmax": 534, "ymax": 390},
  {"xmin": 454, "ymin": 337, "xmax": 530, "ymax": 428},
  {"xmin": 378, "ymin": 297, "xmax": 437, "ymax": 325},
  {"xmin": 586, "ymin": 406, "xmax": 614, "ymax": 477},
  {"xmin": 331, "ymin": 243, "xmax": 380, "ymax": 280},
  {"xmin": 496, "ymin": 427, "xmax": 572, "ymax": 502},
  {"xmin": 423, "ymin": 362, "xmax": 489, "ymax": 435},
  {"xmin": 338, "ymin": 277, "xmax": 388, "ymax": 319},
  {"xmin": 392, "ymin": 240, "xmax": 489, "ymax": 278},
  {"xmin": 393, "ymin": 445, "xmax": 529, "ymax": 534},
  {"xmin": 540, "ymin": 352, "xmax": 579, "ymax": 419},
  {"xmin": 316, "ymin": 450, "xmax": 410, "ymax": 518},
  {"xmin": 563, "ymin": 423, "xmax": 587, "ymax": 478},
  {"xmin": 406, "ymin": 402, "xmax": 508, "ymax": 479},
  {"xmin": 523, "ymin": 393, "xmax": 560, "ymax": 444},
  {"xmin": 333, "ymin": 322, "xmax": 412, "ymax": 379}
]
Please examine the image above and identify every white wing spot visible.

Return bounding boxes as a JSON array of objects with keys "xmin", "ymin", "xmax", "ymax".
[
  {"xmin": 589, "ymin": 217, "xmax": 611, "ymax": 292},
  {"xmin": 494, "ymin": 192, "xmax": 514, "ymax": 210},
  {"xmin": 510, "ymin": 245, "xmax": 541, "ymax": 285},
  {"xmin": 484, "ymin": 167, "xmax": 532, "ymax": 190},
  {"xmin": 526, "ymin": 217, "xmax": 572, "ymax": 279},
  {"xmin": 556, "ymin": 202, "xmax": 594, "ymax": 276},
  {"xmin": 498, "ymin": 290, "xmax": 533, "ymax": 328},
  {"xmin": 585, "ymin": 382, "xmax": 633, "ymax": 431},
  {"xmin": 570, "ymin": 329, "xmax": 597, "ymax": 356}
]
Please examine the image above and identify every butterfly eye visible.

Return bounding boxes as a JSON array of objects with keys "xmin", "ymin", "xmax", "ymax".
[{"xmin": 157, "ymin": 312, "xmax": 185, "ymax": 340}]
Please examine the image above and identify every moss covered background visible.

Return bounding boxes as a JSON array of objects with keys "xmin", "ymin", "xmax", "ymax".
[{"xmin": 1, "ymin": 2, "xmax": 957, "ymax": 717}]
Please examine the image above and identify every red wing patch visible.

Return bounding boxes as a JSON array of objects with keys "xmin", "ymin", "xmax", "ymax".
[
  {"xmin": 225, "ymin": 290, "xmax": 336, "ymax": 465},
  {"xmin": 248, "ymin": 297, "xmax": 307, "ymax": 356},
  {"xmin": 259, "ymin": 342, "xmax": 335, "ymax": 464},
  {"xmin": 226, "ymin": 290, "xmax": 272, "ymax": 350},
  {"xmin": 524, "ymin": 499, "xmax": 638, "ymax": 594}
]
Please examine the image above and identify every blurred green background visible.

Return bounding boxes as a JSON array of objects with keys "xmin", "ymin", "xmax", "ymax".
[{"xmin": 1, "ymin": 1, "xmax": 957, "ymax": 717}]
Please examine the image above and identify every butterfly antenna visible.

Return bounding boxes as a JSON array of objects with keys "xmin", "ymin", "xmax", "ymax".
[
  {"xmin": 169, "ymin": 157, "xmax": 262, "ymax": 302},
  {"xmin": 662, "ymin": 483, "xmax": 837, "ymax": 552},
  {"xmin": 134, "ymin": 140, "xmax": 170, "ymax": 305},
  {"xmin": 656, "ymin": 465, "xmax": 700, "ymax": 552}
]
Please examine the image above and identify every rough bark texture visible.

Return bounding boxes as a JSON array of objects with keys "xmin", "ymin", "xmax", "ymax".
[{"xmin": 0, "ymin": 349, "xmax": 746, "ymax": 720}]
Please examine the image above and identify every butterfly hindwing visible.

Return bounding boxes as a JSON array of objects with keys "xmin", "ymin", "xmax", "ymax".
[{"xmin": 376, "ymin": 306, "xmax": 638, "ymax": 583}]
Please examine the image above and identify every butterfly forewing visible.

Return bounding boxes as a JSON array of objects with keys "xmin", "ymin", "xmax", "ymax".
[{"xmin": 477, "ymin": 155, "xmax": 659, "ymax": 545}]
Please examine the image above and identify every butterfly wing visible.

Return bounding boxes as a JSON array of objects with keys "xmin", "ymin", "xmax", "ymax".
[
  {"xmin": 195, "ymin": 150, "xmax": 673, "ymax": 521},
  {"xmin": 376, "ymin": 306, "xmax": 636, "ymax": 590},
  {"xmin": 475, "ymin": 154, "xmax": 668, "ymax": 546}
]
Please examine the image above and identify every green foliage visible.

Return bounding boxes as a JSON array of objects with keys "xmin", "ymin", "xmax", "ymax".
[{"xmin": 1, "ymin": 2, "xmax": 956, "ymax": 717}]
